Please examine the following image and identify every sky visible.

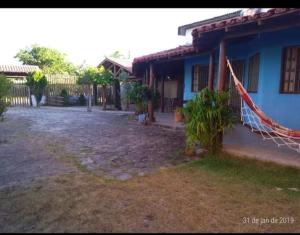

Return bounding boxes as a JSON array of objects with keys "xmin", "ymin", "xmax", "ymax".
[{"xmin": 0, "ymin": 8, "xmax": 240, "ymax": 67}]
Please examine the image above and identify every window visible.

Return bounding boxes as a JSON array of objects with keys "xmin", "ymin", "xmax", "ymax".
[
  {"xmin": 248, "ymin": 53, "xmax": 260, "ymax": 92},
  {"xmin": 191, "ymin": 64, "xmax": 209, "ymax": 92},
  {"xmin": 281, "ymin": 46, "xmax": 300, "ymax": 93}
]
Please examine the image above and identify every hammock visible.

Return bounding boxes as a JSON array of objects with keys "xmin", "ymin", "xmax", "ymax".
[{"xmin": 227, "ymin": 59, "xmax": 300, "ymax": 153}]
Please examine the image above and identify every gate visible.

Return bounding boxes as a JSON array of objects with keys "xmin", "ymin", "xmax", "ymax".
[{"xmin": 7, "ymin": 84, "xmax": 31, "ymax": 107}]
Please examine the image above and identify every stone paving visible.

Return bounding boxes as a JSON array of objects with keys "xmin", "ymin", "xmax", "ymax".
[{"xmin": 0, "ymin": 107, "xmax": 192, "ymax": 188}]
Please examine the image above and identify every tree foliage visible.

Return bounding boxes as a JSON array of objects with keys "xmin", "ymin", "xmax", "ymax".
[
  {"xmin": 77, "ymin": 66, "xmax": 114, "ymax": 110},
  {"xmin": 183, "ymin": 88, "xmax": 234, "ymax": 154},
  {"xmin": 15, "ymin": 44, "xmax": 76, "ymax": 74},
  {"xmin": 77, "ymin": 66, "xmax": 113, "ymax": 86}
]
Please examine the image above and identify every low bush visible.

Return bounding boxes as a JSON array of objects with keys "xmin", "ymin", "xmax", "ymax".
[
  {"xmin": 0, "ymin": 75, "xmax": 12, "ymax": 119},
  {"xmin": 79, "ymin": 94, "xmax": 86, "ymax": 105},
  {"xmin": 60, "ymin": 88, "xmax": 69, "ymax": 105}
]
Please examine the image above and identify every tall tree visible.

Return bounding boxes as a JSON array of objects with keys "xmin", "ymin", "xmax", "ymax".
[
  {"xmin": 77, "ymin": 66, "xmax": 114, "ymax": 111},
  {"xmin": 93, "ymin": 66, "xmax": 114, "ymax": 110},
  {"xmin": 15, "ymin": 44, "xmax": 76, "ymax": 74}
]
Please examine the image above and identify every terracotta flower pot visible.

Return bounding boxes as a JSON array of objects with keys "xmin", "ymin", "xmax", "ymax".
[
  {"xmin": 175, "ymin": 109, "xmax": 184, "ymax": 123},
  {"xmin": 184, "ymin": 147, "xmax": 196, "ymax": 156}
]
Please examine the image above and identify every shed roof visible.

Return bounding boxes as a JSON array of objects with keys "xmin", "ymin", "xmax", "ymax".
[
  {"xmin": 98, "ymin": 56, "xmax": 133, "ymax": 74},
  {"xmin": 0, "ymin": 64, "xmax": 40, "ymax": 74}
]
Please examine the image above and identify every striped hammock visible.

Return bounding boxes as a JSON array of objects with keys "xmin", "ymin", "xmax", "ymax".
[{"xmin": 227, "ymin": 59, "xmax": 300, "ymax": 153}]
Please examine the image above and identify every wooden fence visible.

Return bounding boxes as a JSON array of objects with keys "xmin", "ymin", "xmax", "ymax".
[
  {"xmin": 45, "ymin": 74, "xmax": 84, "ymax": 101},
  {"xmin": 6, "ymin": 84, "xmax": 31, "ymax": 107},
  {"xmin": 7, "ymin": 74, "xmax": 114, "ymax": 107}
]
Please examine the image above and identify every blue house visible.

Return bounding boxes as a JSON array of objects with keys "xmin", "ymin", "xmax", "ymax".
[{"xmin": 133, "ymin": 8, "xmax": 300, "ymax": 129}]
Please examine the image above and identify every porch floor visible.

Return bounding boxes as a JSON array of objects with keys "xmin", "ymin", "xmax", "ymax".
[
  {"xmin": 153, "ymin": 112, "xmax": 184, "ymax": 130},
  {"xmin": 153, "ymin": 112, "xmax": 300, "ymax": 168}
]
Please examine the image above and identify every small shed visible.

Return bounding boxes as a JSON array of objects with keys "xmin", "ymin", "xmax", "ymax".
[
  {"xmin": 0, "ymin": 64, "xmax": 40, "ymax": 84},
  {"xmin": 0, "ymin": 65, "xmax": 40, "ymax": 106}
]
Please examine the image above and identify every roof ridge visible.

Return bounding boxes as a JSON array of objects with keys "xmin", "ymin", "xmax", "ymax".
[
  {"xmin": 178, "ymin": 10, "xmax": 242, "ymax": 35},
  {"xmin": 133, "ymin": 44, "xmax": 195, "ymax": 63},
  {"xmin": 192, "ymin": 8, "xmax": 297, "ymax": 35}
]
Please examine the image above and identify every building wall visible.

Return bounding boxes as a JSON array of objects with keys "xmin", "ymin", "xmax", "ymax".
[{"xmin": 183, "ymin": 27, "xmax": 300, "ymax": 129}]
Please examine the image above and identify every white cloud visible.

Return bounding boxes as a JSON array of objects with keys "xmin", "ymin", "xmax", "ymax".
[{"xmin": 0, "ymin": 8, "xmax": 239, "ymax": 66}]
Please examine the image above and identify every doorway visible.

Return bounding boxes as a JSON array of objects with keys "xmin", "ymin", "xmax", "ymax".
[{"xmin": 226, "ymin": 59, "xmax": 245, "ymax": 115}]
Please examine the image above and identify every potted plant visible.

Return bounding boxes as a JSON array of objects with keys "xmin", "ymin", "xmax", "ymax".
[
  {"xmin": 26, "ymin": 71, "xmax": 48, "ymax": 107},
  {"xmin": 174, "ymin": 107, "xmax": 184, "ymax": 123}
]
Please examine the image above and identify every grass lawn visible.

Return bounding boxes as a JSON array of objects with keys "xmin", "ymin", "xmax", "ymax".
[{"xmin": 0, "ymin": 152, "xmax": 299, "ymax": 232}]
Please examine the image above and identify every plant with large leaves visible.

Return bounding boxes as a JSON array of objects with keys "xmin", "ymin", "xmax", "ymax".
[{"xmin": 183, "ymin": 88, "xmax": 234, "ymax": 154}]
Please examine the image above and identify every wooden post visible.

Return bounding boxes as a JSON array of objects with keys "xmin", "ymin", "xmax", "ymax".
[
  {"xmin": 160, "ymin": 75, "xmax": 165, "ymax": 112},
  {"xmin": 208, "ymin": 51, "xmax": 215, "ymax": 90},
  {"xmin": 87, "ymin": 84, "xmax": 92, "ymax": 112},
  {"xmin": 218, "ymin": 40, "xmax": 227, "ymax": 91},
  {"xmin": 217, "ymin": 40, "xmax": 227, "ymax": 147},
  {"xmin": 148, "ymin": 63, "xmax": 155, "ymax": 122}
]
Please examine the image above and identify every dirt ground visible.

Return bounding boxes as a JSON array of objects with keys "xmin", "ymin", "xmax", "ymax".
[
  {"xmin": 0, "ymin": 107, "xmax": 190, "ymax": 187},
  {"xmin": 0, "ymin": 107, "xmax": 299, "ymax": 232}
]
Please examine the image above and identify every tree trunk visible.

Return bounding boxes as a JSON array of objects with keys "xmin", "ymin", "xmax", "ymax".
[
  {"xmin": 87, "ymin": 94, "xmax": 92, "ymax": 112},
  {"xmin": 93, "ymin": 83, "xmax": 97, "ymax": 105},
  {"xmin": 114, "ymin": 80, "xmax": 122, "ymax": 110},
  {"xmin": 102, "ymin": 86, "xmax": 107, "ymax": 110},
  {"xmin": 86, "ymin": 85, "xmax": 92, "ymax": 112}
]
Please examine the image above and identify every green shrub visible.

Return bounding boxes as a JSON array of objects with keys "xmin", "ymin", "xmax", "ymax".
[
  {"xmin": 0, "ymin": 75, "xmax": 12, "ymax": 119},
  {"xmin": 26, "ymin": 71, "xmax": 48, "ymax": 104},
  {"xmin": 79, "ymin": 94, "xmax": 86, "ymax": 105},
  {"xmin": 60, "ymin": 88, "xmax": 68, "ymax": 105},
  {"xmin": 128, "ymin": 82, "xmax": 160, "ymax": 114},
  {"xmin": 128, "ymin": 83, "xmax": 150, "ymax": 114},
  {"xmin": 183, "ymin": 88, "xmax": 234, "ymax": 154}
]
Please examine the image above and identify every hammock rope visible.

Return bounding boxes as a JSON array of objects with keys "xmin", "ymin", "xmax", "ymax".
[{"xmin": 227, "ymin": 59, "xmax": 300, "ymax": 153}]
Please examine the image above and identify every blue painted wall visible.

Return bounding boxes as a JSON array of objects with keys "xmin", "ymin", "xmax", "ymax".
[{"xmin": 183, "ymin": 27, "xmax": 300, "ymax": 129}]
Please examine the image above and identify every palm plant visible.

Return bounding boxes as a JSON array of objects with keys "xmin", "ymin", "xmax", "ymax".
[
  {"xmin": 183, "ymin": 88, "xmax": 234, "ymax": 154},
  {"xmin": 128, "ymin": 83, "xmax": 151, "ymax": 114}
]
